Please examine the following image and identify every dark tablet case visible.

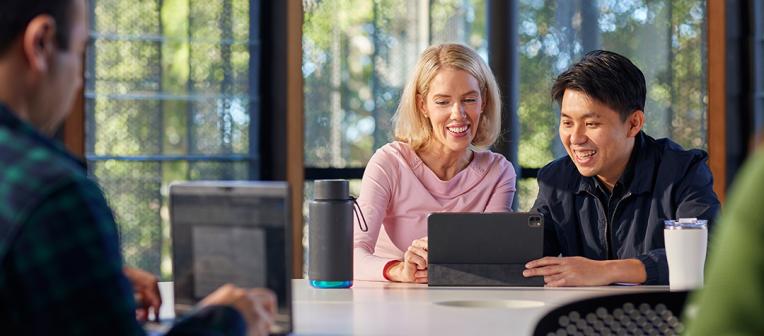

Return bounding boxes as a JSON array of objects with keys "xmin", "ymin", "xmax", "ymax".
[{"xmin": 427, "ymin": 212, "xmax": 544, "ymax": 287}]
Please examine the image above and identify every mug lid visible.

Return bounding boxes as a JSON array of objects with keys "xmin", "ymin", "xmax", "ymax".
[{"xmin": 664, "ymin": 218, "xmax": 707, "ymax": 229}]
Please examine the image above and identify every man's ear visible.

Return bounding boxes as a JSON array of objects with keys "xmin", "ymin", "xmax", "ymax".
[
  {"xmin": 627, "ymin": 110, "xmax": 645, "ymax": 137},
  {"xmin": 22, "ymin": 15, "xmax": 57, "ymax": 74}
]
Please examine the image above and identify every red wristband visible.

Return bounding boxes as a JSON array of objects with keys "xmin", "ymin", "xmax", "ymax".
[{"xmin": 382, "ymin": 260, "xmax": 400, "ymax": 282}]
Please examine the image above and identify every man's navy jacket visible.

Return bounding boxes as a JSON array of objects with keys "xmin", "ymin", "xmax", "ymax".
[{"xmin": 532, "ymin": 131, "xmax": 720, "ymax": 285}]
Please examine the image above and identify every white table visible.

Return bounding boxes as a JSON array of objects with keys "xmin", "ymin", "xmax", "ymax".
[{"xmin": 159, "ymin": 280, "xmax": 668, "ymax": 335}]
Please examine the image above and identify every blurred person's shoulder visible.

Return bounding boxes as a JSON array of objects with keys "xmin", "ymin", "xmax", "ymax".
[{"xmin": 0, "ymin": 111, "xmax": 93, "ymax": 224}]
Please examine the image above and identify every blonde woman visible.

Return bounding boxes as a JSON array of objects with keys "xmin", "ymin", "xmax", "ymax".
[{"xmin": 353, "ymin": 43, "xmax": 516, "ymax": 283}]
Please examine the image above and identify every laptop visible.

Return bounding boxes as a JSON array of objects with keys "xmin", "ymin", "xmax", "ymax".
[
  {"xmin": 428, "ymin": 212, "xmax": 544, "ymax": 287},
  {"xmin": 168, "ymin": 181, "xmax": 292, "ymax": 334}
]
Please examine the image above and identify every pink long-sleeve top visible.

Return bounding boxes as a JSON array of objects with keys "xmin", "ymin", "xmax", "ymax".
[{"xmin": 353, "ymin": 141, "xmax": 517, "ymax": 281}]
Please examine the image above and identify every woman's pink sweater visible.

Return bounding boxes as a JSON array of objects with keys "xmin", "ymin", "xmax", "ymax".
[{"xmin": 353, "ymin": 141, "xmax": 516, "ymax": 281}]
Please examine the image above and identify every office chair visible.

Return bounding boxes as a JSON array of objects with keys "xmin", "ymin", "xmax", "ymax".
[{"xmin": 533, "ymin": 290, "xmax": 690, "ymax": 336}]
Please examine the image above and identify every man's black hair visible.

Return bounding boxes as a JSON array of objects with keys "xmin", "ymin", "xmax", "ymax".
[
  {"xmin": 551, "ymin": 50, "xmax": 646, "ymax": 121},
  {"xmin": 0, "ymin": 0, "xmax": 74, "ymax": 56}
]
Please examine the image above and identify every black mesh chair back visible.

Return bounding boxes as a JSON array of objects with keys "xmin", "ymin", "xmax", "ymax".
[{"xmin": 533, "ymin": 290, "xmax": 690, "ymax": 336}]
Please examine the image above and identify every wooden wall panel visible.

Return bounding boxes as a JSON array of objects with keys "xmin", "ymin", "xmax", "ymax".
[
  {"xmin": 287, "ymin": 0, "xmax": 305, "ymax": 278},
  {"xmin": 707, "ymin": 0, "xmax": 726, "ymax": 202}
]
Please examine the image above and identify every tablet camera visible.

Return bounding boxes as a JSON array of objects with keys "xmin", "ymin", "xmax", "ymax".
[{"xmin": 528, "ymin": 215, "xmax": 542, "ymax": 228}]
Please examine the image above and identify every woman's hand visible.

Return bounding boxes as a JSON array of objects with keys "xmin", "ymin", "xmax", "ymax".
[{"xmin": 386, "ymin": 237, "xmax": 429, "ymax": 283}]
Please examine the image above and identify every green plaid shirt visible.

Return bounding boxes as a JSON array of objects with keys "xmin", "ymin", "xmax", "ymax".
[{"xmin": 0, "ymin": 104, "xmax": 244, "ymax": 335}]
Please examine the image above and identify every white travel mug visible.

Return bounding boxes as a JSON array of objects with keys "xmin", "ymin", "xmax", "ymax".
[{"xmin": 664, "ymin": 218, "xmax": 708, "ymax": 291}]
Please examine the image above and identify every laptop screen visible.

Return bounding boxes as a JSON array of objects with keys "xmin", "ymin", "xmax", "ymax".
[{"xmin": 169, "ymin": 181, "xmax": 292, "ymax": 334}]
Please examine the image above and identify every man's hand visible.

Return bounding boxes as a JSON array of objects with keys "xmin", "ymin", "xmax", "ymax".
[
  {"xmin": 123, "ymin": 267, "xmax": 162, "ymax": 321},
  {"xmin": 386, "ymin": 237, "xmax": 428, "ymax": 283},
  {"xmin": 522, "ymin": 256, "xmax": 613, "ymax": 287},
  {"xmin": 522, "ymin": 257, "xmax": 647, "ymax": 287},
  {"xmin": 201, "ymin": 284, "xmax": 277, "ymax": 336}
]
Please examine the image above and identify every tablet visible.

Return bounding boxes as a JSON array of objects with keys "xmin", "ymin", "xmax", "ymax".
[{"xmin": 427, "ymin": 212, "xmax": 544, "ymax": 287}]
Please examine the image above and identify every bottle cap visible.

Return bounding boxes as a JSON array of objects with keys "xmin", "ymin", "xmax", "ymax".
[{"xmin": 314, "ymin": 179, "xmax": 349, "ymax": 200}]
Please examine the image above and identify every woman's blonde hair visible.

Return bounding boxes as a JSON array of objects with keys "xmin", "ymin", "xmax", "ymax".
[{"xmin": 392, "ymin": 43, "xmax": 502, "ymax": 151}]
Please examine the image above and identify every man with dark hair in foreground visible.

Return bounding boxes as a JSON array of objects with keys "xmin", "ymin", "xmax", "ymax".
[
  {"xmin": 0, "ymin": 0, "xmax": 275, "ymax": 334},
  {"xmin": 523, "ymin": 50, "xmax": 720, "ymax": 286}
]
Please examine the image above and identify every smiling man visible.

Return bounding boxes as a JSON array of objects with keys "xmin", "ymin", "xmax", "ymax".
[{"xmin": 523, "ymin": 50, "xmax": 720, "ymax": 286}]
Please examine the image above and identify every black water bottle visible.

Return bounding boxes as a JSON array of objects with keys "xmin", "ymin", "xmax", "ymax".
[{"xmin": 308, "ymin": 179, "xmax": 366, "ymax": 288}]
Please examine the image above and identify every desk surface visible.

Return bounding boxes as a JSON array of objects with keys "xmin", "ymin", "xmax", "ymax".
[{"xmin": 159, "ymin": 280, "xmax": 668, "ymax": 335}]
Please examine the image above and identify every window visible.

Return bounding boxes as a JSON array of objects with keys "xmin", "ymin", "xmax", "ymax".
[
  {"xmin": 302, "ymin": 0, "xmax": 486, "ymax": 273},
  {"xmin": 303, "ymin": 1, "xmax": 707, "ymax": 213},
  {"xmin": 83, "ymin": 0, "xmax": 709, "ymax": 279},
  {"xmin": 86, "ymin": 0, "xmax": 259, "ymax": 279},
  {"xmin": 303, "ymin": 0, "xmax": 486, "ymax": 169},
  {"xmin": 515, "ymin": 0, "xmax": 707, "ymax": 210}
]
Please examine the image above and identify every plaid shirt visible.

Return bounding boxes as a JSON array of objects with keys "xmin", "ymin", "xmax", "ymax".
[{"xmin": 0, "ymin": 103, "xmax": 245, "ymax": 335}]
